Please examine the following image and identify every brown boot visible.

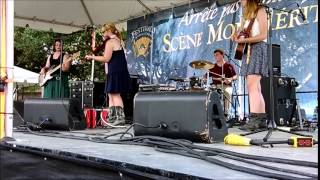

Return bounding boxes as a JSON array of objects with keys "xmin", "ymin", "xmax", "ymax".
[
  {"xmin": 107, "ymin": 106, "xmax": 116, "ymax": 123},
  {"xmin": 257, "ymin": 113, "xmax": 268, "ymax": 129},
  {"xmin": 239, "ymin": 113, "xmax": 267, "ymax": 131},
  {"xmin": 109, "ymin": 106, "xmax": 125, "ymax": 126}
]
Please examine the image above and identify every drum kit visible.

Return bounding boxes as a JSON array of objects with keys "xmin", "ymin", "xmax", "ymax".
[{"xmin": 168, "ymin": 60, "xmax": 222, "ymax": 91}]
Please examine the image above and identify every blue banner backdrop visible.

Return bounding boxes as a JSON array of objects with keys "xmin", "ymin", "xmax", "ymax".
[{"xmin": 126, "ymin": 0, "xmax": 318, "ymax": 117}]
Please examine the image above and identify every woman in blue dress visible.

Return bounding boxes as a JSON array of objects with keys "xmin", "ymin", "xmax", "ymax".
[{"xmin": 85, "ymin": 23, "xmax": 130, "ymax": 126}]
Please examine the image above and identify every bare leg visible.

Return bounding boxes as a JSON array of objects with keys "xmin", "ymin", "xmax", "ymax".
[
  {"xmin": 247, "ymin": 75, "xmax": 265, "ymax": 113},
  {"xmin": 112, "ymin": 93, "xmax": 124, "ymax": 107},
  {"xmin": 240, "ymin": 75, "xmax": 267, "ymax": 131},
  {"xmin": 108, "ymin": 93, "xmax": 114, "ymax": 107}
]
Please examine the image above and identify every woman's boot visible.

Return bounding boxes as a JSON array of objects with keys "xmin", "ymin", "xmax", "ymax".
[
  {"xmin": 256, "ymin": 113, "xmax": 268, "ymax": 129},
  {"xmin": 239, "ymin": 113, "xmax": 261, "ymax": 131},
  {"xmin": 110, "ymin": 106, "xmax": 125, "ymax": 126},
  {"xmin": 107, "ymin": 106, "xmax": 116, "ymax": 124}
]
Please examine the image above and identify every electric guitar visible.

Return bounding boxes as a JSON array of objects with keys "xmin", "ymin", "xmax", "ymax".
[{"xmin": 39, "ymin": 52, "xmax": 80, "ymax": 87}]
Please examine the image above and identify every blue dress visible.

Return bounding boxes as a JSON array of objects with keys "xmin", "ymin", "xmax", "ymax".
[{"xmin": 105, "ymin": 47, "xmax": 131, "ymax": 93}]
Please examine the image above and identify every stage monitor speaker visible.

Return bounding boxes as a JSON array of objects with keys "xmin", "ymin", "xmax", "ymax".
[
  {"xmin": 24, "ymin": 98, "xmax": 86, "ymax": 130},
  {"xmin": 133, "ymin": 91, "xmax": 228, "ymax": 143}
]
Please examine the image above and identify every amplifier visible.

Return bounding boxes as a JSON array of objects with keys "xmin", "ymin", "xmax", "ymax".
[
  {"xmin": 261, "ymin": 76, "xmax": 298, "ymax": 125},
  {"xmin": 70, "ymin": 81, "xmax": 93, "ymax": 108}
]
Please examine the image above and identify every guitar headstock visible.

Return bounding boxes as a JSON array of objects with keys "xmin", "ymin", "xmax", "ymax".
[{"xmin": 71, "ymin": 51, "xmax": 81, "ymax": 60}]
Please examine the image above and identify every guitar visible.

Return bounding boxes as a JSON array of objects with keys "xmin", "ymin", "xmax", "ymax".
[
  {"xmin": 234, "ymin": 18, "xmax": 256, "ymax": 60},
  {"xmin": 39, "ymin": 52, "xmax": 80, "ymax": 87},
  {"xmin": 234, "ymin": 30, "xmax": 250, "ymax": 60}
]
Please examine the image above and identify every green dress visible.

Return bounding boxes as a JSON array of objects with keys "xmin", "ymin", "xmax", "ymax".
[{"xmin": 43, "ymin": 53, "xmax": 70, "ymax": 98}]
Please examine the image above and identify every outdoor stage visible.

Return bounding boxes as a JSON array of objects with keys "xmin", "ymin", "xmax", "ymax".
[{"xmin": 1, "ymin": 126, "xmax": 318, "ymax": 179}]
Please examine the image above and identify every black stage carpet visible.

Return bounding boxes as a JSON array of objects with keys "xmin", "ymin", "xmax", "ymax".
[{"xmin": 0, "ymin": 145, "xmax": 142, "ymax": 180}]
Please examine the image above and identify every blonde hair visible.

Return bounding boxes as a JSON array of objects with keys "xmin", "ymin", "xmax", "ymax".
[
  {"xmin": 243, "ymin": 0, "xmax": 260, "ymax": 20},
  {"xmin": 240, "ymin": 0, "xmax": 260, "ymax": 30},
  {"xmin": 101, "ymin": 23, "xmax": 121, "ymax": 40}
]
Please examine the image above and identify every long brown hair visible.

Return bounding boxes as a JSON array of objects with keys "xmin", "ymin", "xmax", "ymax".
[
  {"xmin": 53, "ymin": 39, "xmax": 61, "ymax": 52},
  {"xmin": 243, "ymin": 0, "xmax": 260, "ymax": 20},
  {"xmin": 101, "ymin": 23, "xmax": 121, "ymax": 40}
]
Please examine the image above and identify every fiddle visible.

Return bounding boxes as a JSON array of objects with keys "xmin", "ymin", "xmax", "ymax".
[
  {"xmin": 90, "ymin": 30, "xmax": 110, "ymax": 55},
  {"xmin": 92, "ymin": 38, "xmax": 109, "ymax": 55}
]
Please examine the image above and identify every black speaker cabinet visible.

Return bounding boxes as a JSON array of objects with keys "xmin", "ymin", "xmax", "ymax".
[
  {"xmin": 261, "ymin": 76, "xmax": 297, "ymax": 125},
  {"xmin": 24, "ymin": 98, "xmax": 86, "ymax": 130},
  {"xmin": 93, "ymin": 81, "xmax": 106, "ymax": 108},
  {"xmin": 70, "ymin": 81, "xmax": 93, "ymax": 109},
  {"xmin": 268, "ymin": 44, "xmax": 281, "ymax": 75},
  {"xmin": 133, "ymin": 91, "xmax": 228, "ymax": 143},
  {"xmin": 121, "ymin": 75, "xmax": 139, "ymax": 124}
]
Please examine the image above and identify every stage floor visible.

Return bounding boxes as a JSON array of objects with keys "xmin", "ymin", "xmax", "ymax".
[{"xmin": 2, "ymin": 126, "xmax": 318, "ymax": 179}]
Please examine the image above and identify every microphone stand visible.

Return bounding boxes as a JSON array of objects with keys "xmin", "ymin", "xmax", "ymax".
[
  {"xmin": 59, "ymin": 36, "xmax": 63, "ymax": 99},
  {"xmin": 240, "ymin": 3, "xmax": 312, "ymax": 142},
  {"xmin": 225, "ymin": 54, "xmax": 241, "ymax": 124}
]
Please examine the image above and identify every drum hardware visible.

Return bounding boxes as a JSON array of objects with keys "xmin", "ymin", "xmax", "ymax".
[
  {"xmin": 169, "ymin": 77, "xmax": 186, "ymax": 82},
  {"xmin": 189, "ymin": 60, "xmax": 214, "ymax": 90}
]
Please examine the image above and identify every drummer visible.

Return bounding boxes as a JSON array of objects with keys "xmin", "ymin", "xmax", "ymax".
[{"xmin": 206, "ymin": 49, "xmax": 237, "ymax": 118}]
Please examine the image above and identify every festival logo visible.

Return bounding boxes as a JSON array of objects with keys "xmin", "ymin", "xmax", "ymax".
[{"xmin": 131, "ymin": 26, "xmax": 153, "ymax": 58}]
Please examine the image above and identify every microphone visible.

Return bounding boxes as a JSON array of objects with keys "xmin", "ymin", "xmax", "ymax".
[
  {"xmin": 296, "ymin": 3, "xmax": 307, "ymax": 22},
  {"xmin": 216, "ymin": 0, "xmax": 239, "ymax": 7}
]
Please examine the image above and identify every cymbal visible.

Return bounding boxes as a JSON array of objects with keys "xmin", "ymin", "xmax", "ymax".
[{"xmin": 189, "ymin": 60, "xmax": 214, "ymax": 70}]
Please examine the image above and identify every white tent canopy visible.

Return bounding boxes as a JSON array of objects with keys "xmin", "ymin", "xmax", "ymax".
[
  {"xmin": 13, "ymin": 66, "xmax": 39, "ymax": 85},
  {"xmin": 14, "ymin": 0, "xmax": 197, "ymax": 34}
]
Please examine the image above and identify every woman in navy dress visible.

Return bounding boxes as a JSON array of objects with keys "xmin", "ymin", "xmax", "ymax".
[{"xmin": 85, "ymin": 23, "xmax": 130, "ymax": 126}]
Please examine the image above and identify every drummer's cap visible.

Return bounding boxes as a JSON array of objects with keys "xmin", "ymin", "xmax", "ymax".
[{"xmin": 214, "ymin": 49, "xmax": 224, "ymax": 55}]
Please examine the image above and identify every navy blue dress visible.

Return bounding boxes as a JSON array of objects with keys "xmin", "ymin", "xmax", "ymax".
[{"xmin": 105, "ymin": 46, "xmax": 131, "ymax": 93}]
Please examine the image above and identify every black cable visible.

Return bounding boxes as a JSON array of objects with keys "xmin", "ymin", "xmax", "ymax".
[
  {"xmin": 189, "ymin": 143, "xmax": 317, "ymax": 168},
  {"xmin": 155, "ymin": 147, "xmax": 307, "ymax": 180},
  {"xmin": 207, "ymin": 152, "xmax": 318, "ymax": 178},
  {"xmin": 22, "ymin": 126, "xmax": 318, "ymax": 168},
  {"xmin": 119, "ymin": 123, "xmax": 161, "ymax": 139},
  {"xmin": 128, "ymin": 139, "xmax": 313, "ymax": 179}
]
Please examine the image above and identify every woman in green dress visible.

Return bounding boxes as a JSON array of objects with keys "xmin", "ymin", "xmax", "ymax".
[{"xmin": 40, "ymin": 39, "xmax": 71, "ymax": 98}]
